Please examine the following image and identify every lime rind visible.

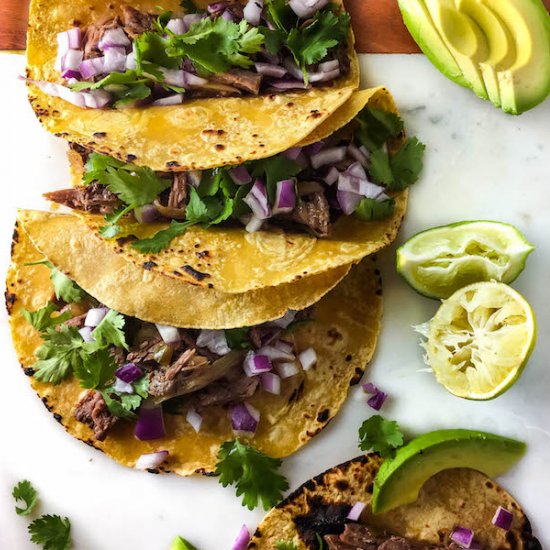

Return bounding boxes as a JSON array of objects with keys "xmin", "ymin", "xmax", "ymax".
[
  {"xmin": 397, "ymin": 220, "xmax": 534, "ymax": 299},
  {"xmin": 425, "ymin": 281, "xmax": 536, "ymax": 400}
]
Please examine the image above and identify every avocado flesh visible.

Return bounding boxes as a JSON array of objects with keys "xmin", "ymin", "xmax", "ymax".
[
  {"xmin": 456, "ymin": 0, "xmax": 517, "ymax": 108},
  {"xmin": 423, "ymin": 0, "xmax": 489, "ymax": 99},
  {"xmin": 398, "ymin": 0, "xmax": 469, "ymax": 88},
  {"xmin": 372, "ymin": 429, "xmax": 526, "ymax": 515},
  {"xmin": 483, "ymin": 0, "xmax": 550, "ymax": 114}
]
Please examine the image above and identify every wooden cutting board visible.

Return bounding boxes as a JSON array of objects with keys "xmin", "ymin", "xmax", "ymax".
[{"xmin": 1, "ymin": 0, "xmax": 549, "ymax": 52}]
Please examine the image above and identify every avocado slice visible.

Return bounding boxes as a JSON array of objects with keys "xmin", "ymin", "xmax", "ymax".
[
  {"xmin": 423, "ymin": 0, "xmax": 489, "ymax": 99},
  {"xmin": 457, "ymin": 0, "xmax": 517, "ymax": 108},
  {"xmin": 483, "ymin": 0, "xmax": 550, "ymax": 114},
  {"xmin": 398, "ymin": 0, "xmax": 469, "ymax": 88},
  {"xmin": 372, "ymin": 429, "xmax": 526, "ymax": 515}
]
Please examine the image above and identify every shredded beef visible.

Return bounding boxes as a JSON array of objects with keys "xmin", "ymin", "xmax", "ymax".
[
  {"xmin": 126, "ymin": 335, "xmax": 163, "ymax": 366},
  {"xmin": 191, "ymin": 373, "xmax": 259, "ymax": 409},
  {"xmin": 121, "ymin": 5, "xmax": 155, "ymax": 37},
  {"xmin": 179, "ymin": 330, "xmax": 220, "ymax": 363},
  {"xmin": 249, "ymin": 326, "xmax": 282, "ymax": 349},
  {"xmin": 212, "ymin": 69, "xmax": 263, "ymax": 95},
  {"xmin": 64, "ymin": 313, "xmax": 87, "ymax": 329},
  {"xmin": 44, "ymin": 183, "xmax": 120, "ymax": 215},
  {"xmin": 292, "ymin": 191, "xmax": 331, "ymax": 237},
  {"xmin": 167, "ymin": 173, "xmax": 188, "ymax": 210},
  {"xmin": 82, "ymin": 17, "xmax": 121, "ymax": 60},
  {"xmin": 74, "ymin": 390, "xmax": 117, "ymax": 441}
]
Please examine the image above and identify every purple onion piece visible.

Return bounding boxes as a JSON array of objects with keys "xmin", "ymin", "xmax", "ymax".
[
  {"xmin": 346, "ymin": 501, "xmax": 366, "ymax": 521},
  {"xmin": 113, "ymin": 378, "xmax": 134, "ymax": 394},
  {"xmin": 166, "ymin": 18, "xmax": 186, "ymax": 35},
  {"xmin": 254, "ymin": 62, "xmax": 287, "ymax": 78},
  {"xmin": 298, "ymin": 347, "xmax": 317, "ymax": 371},
  {"xmin": 244, "ymin": 179, "xmax": 271, "ymax": 219},
  {"xmin": 135, "ymin": 450, "xmax": 169, "ymax": 470},
  {"xmin": 231, "ymin": 524, "xmax": 250, "ymax": 550},
  {"xmin": 229, "ymin": 165, "xmax": 252, "ymax": 185},
  {"xmin": 98, "ymin": 27, "xmax": 130, "ymax": 51},
  {"xmin": 160, "ymin": 68, "xmax": 186, "ymax": 88},
  {"xmin": 243, "ymin": 0, "xmax": 264, "ymax": 25},
  {"xmin": 135, "ymin": 405, "xmax": 166, "ymax": 441},
  {"xmin": 197, "ymin": 329, "xmax": 230, "ymax": 355},
  {"xmin": 324, "ymin": 166, "xmax": 340, "ymax": 185},
  {"xmin": 243, "ymin": 351, "xmax": 272, "ymax": 377},
  {"xmin": 260, "ymin": 372, "xmax": 281, "ymax": 395},
  {"xmin": 367, "ymin": 391, "xmax": 388, "ymax": 411},
  {"xmin": 304, "ymin": 141, "xmax": 325, "ymax": 156},
  {"xmin": 450, "ymin": 527, "xmax": 474, "ymax": 548},
  {"xmin": 245, "ymin": 215, "xmax": 264, "ymax": 233},
  {"xmin": 230, "ymin": 402, "xmax": 260, "ymax": 436},
  {"xmin": 288, "ymin": 0, "xmax": 329, "ymax": 19},
  {"xmin": 337, "ymin": 189, "xmax": 362, "ymax": 215},
  {"xmin": 186, "ymin": 407, "xmax": 203, "ymax": 433},
  {"xmin": 492, "ymin": 506, "xmax": 513, "ymax": 531},
  {"xmin": 115, "ymin": 363, "xmax": 142, "ymax": 383},
  {"xmin": 134, "ymin": 204, "xmax": 159, "ymax": 224},
  {"xmin": 273, "ymin": 179, "xmax": 296, "ymax": 214},
  {"xmin": 310, "ymin": 146, "xmax": 347, "ymax": 169},
  {"xmin": 267, "ymin": 79, "xmax": 310, "ymax": 90},
  {"xmin": 152, "ymin": 94, "xmax": 184, "ymax": 106},
  {"xmin": 78, "ymin": 326, "xmax": 95, "ymax": 343},
  {"xmin": 281, "ymin": 146, "xmax": 302, "ymax": 160}
]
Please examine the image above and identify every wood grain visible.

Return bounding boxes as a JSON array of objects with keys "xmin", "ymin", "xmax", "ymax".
[{"xmin": 0, "ymin": 0, "xmax": 549, "ymax": 52}]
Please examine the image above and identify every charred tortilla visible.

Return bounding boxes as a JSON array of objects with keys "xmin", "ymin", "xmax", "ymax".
[
  {"xmin": 7, "ymin": 219, "xmax": 383, "ymax": 475},
  {"xmin": 26, "ymin": 0, "xmax": 359, "ymax": 171},
  {"xmin": 249, "ymin": 455, "xmax": 541, "ymax": 549}
]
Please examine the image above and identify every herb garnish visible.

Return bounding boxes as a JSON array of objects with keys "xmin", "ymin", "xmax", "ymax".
[
  {"xmin": 28, "ymin": 515, "xmax": 71, "ymax": 550},
  {"xmin": 26, "ymin": 260, "xmax": 84, "ymax": 303},
  {"xmin": 358, "ymin": 415, "xmax": 405, "ymax": 458},
  {"xmin": 12, "ymin": 480, "xmax": 38, "ymax": 516}
]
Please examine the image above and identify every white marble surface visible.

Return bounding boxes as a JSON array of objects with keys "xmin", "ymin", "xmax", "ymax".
[{"xmin": 0, "ymin": 52, "xmax": 549, "ymax": 549}]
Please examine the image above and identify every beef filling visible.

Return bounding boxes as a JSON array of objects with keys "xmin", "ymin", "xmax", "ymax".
[
  {"xmin": 44, "ymin": 183, "xmax": 120, "ymax": 215},
  {"xmin": 74, "ymin": 390, "xmax": 118, "ymax": 441}
]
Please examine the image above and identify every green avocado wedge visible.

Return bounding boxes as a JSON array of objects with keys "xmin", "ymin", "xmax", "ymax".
[{"xmin": 372, "ymin": 429, "xmax": 526, "ymax": 514}]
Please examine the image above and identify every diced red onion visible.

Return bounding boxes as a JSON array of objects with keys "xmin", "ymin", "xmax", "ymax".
[
  {"xmin": 254, "ymin": 62, "xmax": 287, "ymax": 78},
  {"xmin": 187, "ymin": 170, "xmax": 202, "ymax": 187},
  {"xmin": 362, "ymin": 382, "xmax": 388, "ymax": 411},
  {"xmin": 135, "ymin": 450, "xmax": 169, "ymax": 470},
  {"xmin": 244, "ymin": 0, "xmax": 264, "ymax": 25},
  {"xmin": 83, "ymin": 90, "xmax": 111, "ymax": 109},
  {"xmin": 155, "ymin": 324, "xmax": 181, "ymax": 345},
  {"xmin": 78, "ymin": 326, "xmax": 95, "ymax": 343},
  {"xmin": 84, "ymin": 307, "xmax": 108, "ymax": 327},
  {"xmin": 61, "ymin": 49, "xmax": 83, "ymax": 78},
  {"xmin": 229, "ymin": 166, "xmax": 252, "ymax": 185},
  {"xmin": 268, "ymin": 310, "xmax": 296, "ymax": 329},
  {"xmin": 260, "ymin": 48, "xmax": 280, "ymax": 64},
  {"xmin": 346, "ymin": 502, "xmax": 366, "ymax": 521},
  {"xmin": 283, "ymin": 58, "xmax": 304, "ymax": 80},
  {"xmin": 288, "ymin": 0, "xmax": 329, "ymax": 19},
  {"xmin": 222, "ymin": 9, "xmax": 237, "ymax": 21},
  {"xmin": 186, "ymin": 407, "xmax": 203, "ymax": 433},
  {"xmin": 298, "ymin": 347, "xmax": 317, "ymax": 371},
  {"xmin": 359, "ymin": 145, "xmax": 369, "ymax": 157},
  {"xmin": 183, "ymin": 71, "xmax": 208, "ymax": 87},
  {"xmin": 281, "ymin": 147, "xmax": 302, "ymax": 160},
  {"xmin": 311, "ymin": 147, "xmax": 347, "ymax": 169},
  {"xmin": 338, "ymin": 173, "xmax": 386, "ymax": 200},
  {"xmin": 58, "ymin": 28, "xmax": 82, "ymax": 52},
  {"xmin": 103, "ymin": 47, "xmax": 128, "ymax": 73},
  {"xmin": 267, "ymin": 79, "xmax": 310, "ymax": 90},
  {"xmin": 230, "ymin": 402, "xmax": 260, "ymax": 436},
  {"xmin": 319, "ymin": 59, "xmax": 339, "ymax": 72},
  {"xmin": 274, "ymin": 340, "xmax": 294, "ymax": 354},
  {"xmin": 113, "ymin": 377, "xmax": 134, "ymax": 394},
  {"xmin": 324, "ymin": 166, "xmax": 340, "ymax": 185},
  {"xmin": 450, "ymin": 527, "xmax": 474, "ymax": 548},
  {"xmin": 152, "ymin": 94, "xmax": 184, "ymax": 106},
  {"xmin": 231, "ymin": 524, "xmax": 250, "ymax": 550},
  {"xmin": 244, "ymin": 179, "xmax": 271, "ymax": 220},
  {"xmin": 79, "ymin": 57, "xmax": 105, "ymax": 79},
  {"xmin": 197, "ymin": 329, "xmax": 230, "ymax": 355},
  {"xmin": 275, "ymin": 361, "xmax": 299, "ymax": 379},
  {"xmin": 346, "ymin": 161, "xmax": 367, "ymax": 180},
  {"xmin": 125, "ymin": 50, "xmax": 137, "ymax": 70},
  {"xmin": 260, "ymin": 372, "xmax": 281, "ymax": 395},
  {"xmin": 134, "ymin": 204, "xmax": 159, "ymax": 224},
  {"xmin": 167, "ymin": 18, "xmax": 186, "ymax": 35},
  {"xmin": 492, "ymin": 506, "xmax": 513, "ymax": 531},
  {"xmin": 208, "ymin": 2, "xmax": 228, "ymax": 13},
  {"xmin": 160, "ymin": 68, "xmax": 185, "ymax": 88},
  {"xmin": 304, "ymin": 141, "xmax": 325, "ymax": 156},
  {"xmin": 98, "ymin": 27, "xmax": 130, "ymax": 51},
  {"xmin": 115, "ymin": 363, "xmax": 142, "ymax": 383},
  {"xmin": 183, "ymin": 13, "xmax": 204, "ymax": 27},
  {"xmin": 337, "ymin": 190, "xmax": 362, "ymax": 215},
  {"xmin": 258, "ymin": 345, "xmax": 295, "ymax": 362},
  {"xmin": 348, "ymin": 144, "xmax": 369, "ymax": 167},
  {"xmin": 243, "ymin": 351, "xmax": 272, "ymax": 377},
  {"xmin": 245, "ymin": 215, "xmax": 264, "ymax": 233},
  {"xmin": 273, "ymin": 179, "xmax": 296, "ymax": 214},
  {"xmin": 135, "ymin": 404, "xmax": 166, "ymax": 441},
  {"xmin": 308, "ymin": 67, "xmax": 340, "ymax": 83}
]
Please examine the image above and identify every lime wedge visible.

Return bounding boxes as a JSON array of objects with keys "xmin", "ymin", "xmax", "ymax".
[
  {"xmin": 372, "ymin": 429, "xmax": 526, "ymax": 514},
  {"xmin": 424, "ymin": 281, "xmax": 536, "ymax": 400},
  {"xmin": 397, "ymin": 221, "xmax": 534, "ymax": 299}
]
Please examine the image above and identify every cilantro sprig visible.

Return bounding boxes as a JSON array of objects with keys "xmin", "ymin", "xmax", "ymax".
[
  {"xmin": 358, "ymin": 415, "xmax": 405, "ymax": 458},
  {"xmin": 276, "ymin": 541, "xmax": 299, "ymax": 550},
  {"xmin": 12, "ymin": 480, "xmax": 38, "ymax": 516},
  {"xmin": 26, "ymin": 260, "xmax": 84, "ymax": 303},
  {"xmin": 22, "ymin": 303, "xmax": 71, "ymax": 333},
  {"xmin": 216, "ymin": 440, "xmax": 289, "ymax": 510},
  {"xmin": 28, "ymin": 515, "xmax": 71, "ymax": 550},
  {"xmin": 101, "ymin": 375, "xmax": 149, "ymax": 420}
]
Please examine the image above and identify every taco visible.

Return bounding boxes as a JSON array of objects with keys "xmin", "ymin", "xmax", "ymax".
[
  {"xmin": 7, "ymin": 214, "xmax": 383, "ymax": 475},
  {"xmin": 26, "ymin": 0, "xmax": 359, "ymax": 170},
  {"xmin": 248, "ymin": 455, "xmax": 541, "ymax": 549},
  {"xmin": 44, "ymin": 87, "xmax": 423, "ymax": 294}
]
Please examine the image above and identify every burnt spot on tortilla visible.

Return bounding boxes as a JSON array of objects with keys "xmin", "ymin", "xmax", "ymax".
[
  {"xmin": 182, "ymin": 265, "xmax": 210, "ymax": 281},
  {"xmin": 216, "ymin": 129, "xmax": 225, "ymax": 136},
  {"xmin": 5, "ymin": 292, "xmax": 16, "ymax": 313},
  {"xmin": 172, "ymin": 270, "xmax": 182, "ymax": 277},
  {"xmin": 12, "ymin": 227, "xmax": 19, "ymax": 243},
  {"xmin": 166, "ymin": 161, "xmax": 181, "ymax": 169},
  {"xmin": 335, "ymin": 479, "xmax": 349, "ymax": 491},
  {"xmin": 116, "ymin": 235, "xmax": 137, "ymax": 246},
  {"xmin": 309, "ymin": 110, "xmax": 322, "ymax": 119},
  {"xmin": 146, "ymin": 468, "xmax": 161, "ymax": 475},
  {"xmin": 288, "ymin": 381, "xmax": 305, "ymax": 403},
  {"xmin": 485, "ymin": 481, "xmax": 494, "ymax": 488},
  {"xmin": 126, "ymin": 154, "xmax": 137, "ymax": 162},
  {"xmin": 259, "ymin": 144, "xmax": 265, "ymax": 148},
  {"xmin": 345, "ymin": 354, "xmax": 353, "ymax": 362},
  {"xmin": 55, "ymin": 132, "xmax": 69, "ymax": 138},
  {"xmin": 53, "ymin": 413, "xmax": 62, "ymax": 423},
  {"xmin": 287, "ymin": 102, "xmax": 294, "ymax": 107},
  {"xmin": 294, "ymin": 496, "xmax": 351, "ymax": 547},
  {"xmin": 215, "ymin": 144, "xmax": 225, "ymax": 151},
  {"xmin": 518, "ymin": 518, "xmax": 543, "ymax": 550},
  {"xmin": 143, "ymin": 261, "xmax": 158, "ymax": 270},
  {"xmin": 207, "ymin": 283, "xmax": 214, "ymax": 289},
  {"xmin": 350, "ymin": 367, "xmax": 364, "ymax": 386},
  {"xmin": 93, "ymin": 132, "xmax": 107, "ymax": 138},
  {"xmin": 24, "ymin": 367, "xmax": 35, "ymax": 377},
  {"xmin": 194, "ymin": 468, "xmax": 217, "ymax": 477},
  {"xmin": 316, "ymin": 409, "xmax": 330, "ymax": 423},
  {"xmin": 365, "ymin": 482, "xmax": 374, "ymax": 494},
  {"xmin": 41, "ymin": 396, "xmax": 53, "ymax": 412},
  {"xmin": 327, "ymin": 328, "xmax": 343, "ymax": 344},
  {"xmin": 195, "ymin": 250, "xmax": 210, "ymax": 260}
]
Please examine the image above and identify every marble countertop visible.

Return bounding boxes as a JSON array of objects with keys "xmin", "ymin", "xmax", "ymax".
[{"xmin": 0, "ymin": 52, "xmax": 548, "ymax": 549}]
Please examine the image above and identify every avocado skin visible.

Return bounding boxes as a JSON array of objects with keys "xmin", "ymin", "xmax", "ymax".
[{"xmin": 372, "ymin": 429, "xmax": 526, "ymax": 514}]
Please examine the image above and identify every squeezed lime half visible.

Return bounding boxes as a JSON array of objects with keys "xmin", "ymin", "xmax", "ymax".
[
  {"xmin": 424, "ymin": 281, "xmax": 536, "ymax": 400},
  {"xmin": 397, "ymin": 221, "xmax": 534, "ymax": 299}
]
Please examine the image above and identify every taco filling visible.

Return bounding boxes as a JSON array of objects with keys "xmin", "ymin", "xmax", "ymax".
[
  {"xmin": 33, "ymin": 0, "xmax": 352, "ymax": 109},
  {"xmin": 46, "ymin": 104, "xmax": 424, "ymax": 246},
  {"xmin": 22, "ymin": 264, "xmax": 314, "ymax": 442}
]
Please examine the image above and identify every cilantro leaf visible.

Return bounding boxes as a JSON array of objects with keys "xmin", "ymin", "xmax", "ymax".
[
  {"xmin": 358, "ymin": 415, "xmax": 404, "ymax": 458},
  {"xmin": 90, "ymin": 310, "xmax": 128, "ymax": 350},
  {"xmin": 101, "ymin": 376, "xmax": 149, "ymax": 420},
  {"xmin": 224, "ymin": 328, "xmax": 251, "ymax": 350},
  {"xmin": 28, "ymin": 514, "xmax": 71, "ymax": 550},
  {"xmin": 12, "ymin": 480, "xmax": 38, "ymax": 516},
  {"xmin": 73, "ymin": 348, "xmax": 117, "ymax": 389},
  {"xmin": 131, "ymin": 220, "xmax": 191, "ymax": 253},
  {"xmin": 276, "ymin": 541, "xmax": 298, "ymax": 550},
  {"xmin": 27, "ymin": 260, "xmax": 84, "ymax": 303},
  {"xmin": 368, "ymin": 148, "xmax": 393, "ymax": 186},
  {"xmin": 248, "ymin": 156, "xmax": 301, "ymax": 202},
  {"xmin": 216, "ymin": 440, "xmax": 289, "ymax": 510},
  {"xmin": 22, "ymin": 303, "xmax": 71, "ymax": 333},
  {"xmin": 33, "ymin": 325, "xmax": 85, "ymax": 385},
  {"xmin": 135, "ymin": 32, "xmax": 181, "ymax": 71},
  {"xmin": 355, "ymin": 108, "xmax": 404, "ymax": 151},
  {"xmin": 317, "ymin": 533, "xmax": 326, "ymax": 549},
  {"xmin": 265, "ymin": 0, "xmax": 299, "ymax": 32},
  {"xmin": 354, "ymin": 197, "xmax": 395, "ymax": 222}
]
